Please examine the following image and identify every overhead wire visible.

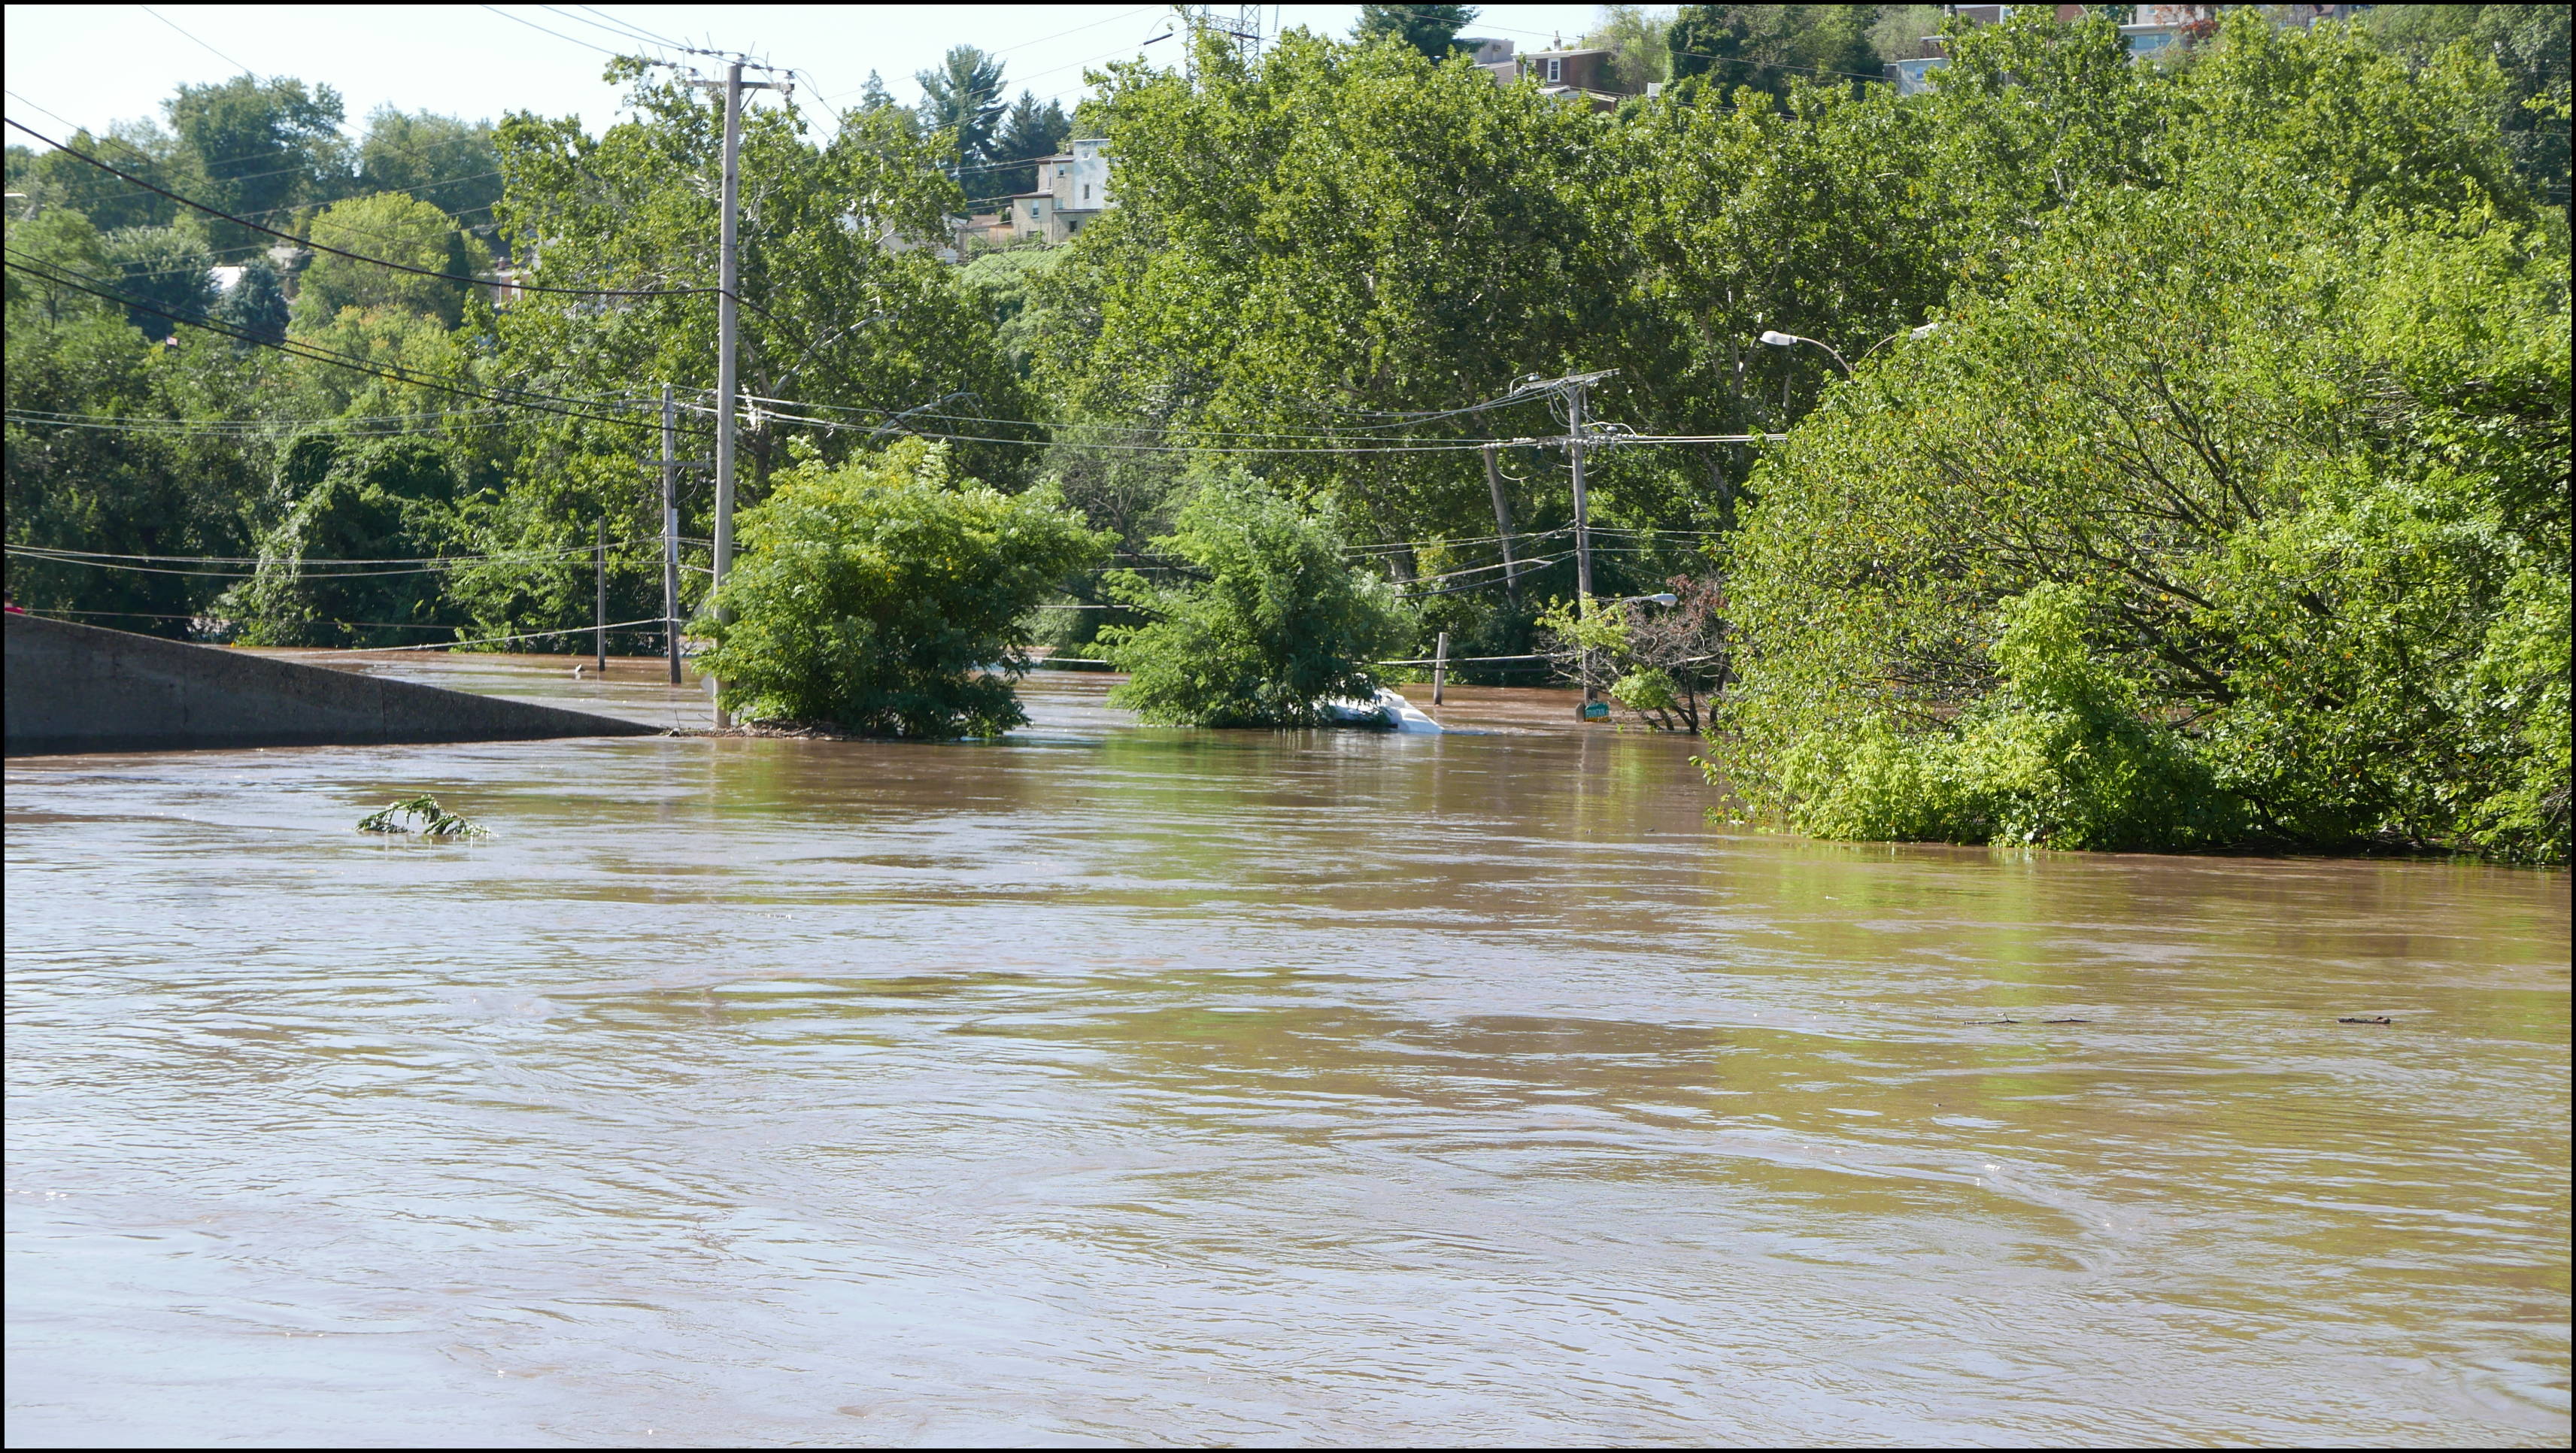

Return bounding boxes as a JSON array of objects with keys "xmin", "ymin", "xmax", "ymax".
[
  {"xmin": 7, "ymin": 117, "xmax": 742, "ymax": 308},
  {"xmin": 477, "ymin": 4, "xmax": 630, "ymax": 58},
  {"xmin": 4, "ymin": 251, "xmax": 684, "ymax": 435}
]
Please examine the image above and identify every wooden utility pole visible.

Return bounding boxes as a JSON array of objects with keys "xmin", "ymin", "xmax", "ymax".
[
  {"xmin": 1567, "ymin": 375, "xmax": 1594, "ymax": 610},
  {"xmin": 694, "ymin": 60, "xmax": 787, "ymax": 726},
  {"xmin": 1432, "ymin": 631, "xmax": 1449, "ymax": 706},
  {"xmin": 1480, "ymin": 443, "xmax": 1520, "ymax": 606},
  {"xmin": 593, "ymin": 516, "xmax": 607, "ymax": 675},
  {"xmin": 661, "ymin": 384, "xmax": 681, "ymax": 685},
  {"xmin": 711, "ymin": 61, "xmax": 742, "ymax": 725}
]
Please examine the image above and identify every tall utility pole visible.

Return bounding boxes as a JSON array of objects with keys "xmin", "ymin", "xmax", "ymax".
[
  {"xmin": 593, "ymin": 516, "xmax": 608, "ymax": 675},
  {"xmin": 714, "ymin": 61, "xmax": 742, "ymax": 608},
  {"xmin": 1480, "ymin": 443, "xmax": 1521, "ymax": 607},
  {"xmin": 1514, "ymin": 368, "xmax": 1616, "ymax": 708},
  {"xmin": 1566, "ymin": 376, "xmax": 1594, "ymax": 606},
  {"xmin": 691, "ymin": 59, "xmax": 787, "ymax": 724},
  {"xmin": 660, "ymin": 384, "xmax": 681, "ymax": 686}
]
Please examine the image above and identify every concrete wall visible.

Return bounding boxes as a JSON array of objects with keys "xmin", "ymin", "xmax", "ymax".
[{"xmin": 5, "ymin": 614, "xmax": 657, "ymax": 756}]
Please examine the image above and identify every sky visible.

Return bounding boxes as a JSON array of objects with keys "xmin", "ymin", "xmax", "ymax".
[{"xmin": 4, "ymin": 4, "xmax": 1612, "ymax": 147}]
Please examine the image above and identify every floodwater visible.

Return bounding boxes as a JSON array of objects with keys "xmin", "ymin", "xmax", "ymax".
[{"xmin": 6, "ymin": 660, "xmax": 2568, "ymax": 1447}]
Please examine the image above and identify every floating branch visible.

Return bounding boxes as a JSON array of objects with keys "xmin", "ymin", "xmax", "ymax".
[{"xmin": 357, "ymin": 793, "xmax": 490, "ymax": 839}]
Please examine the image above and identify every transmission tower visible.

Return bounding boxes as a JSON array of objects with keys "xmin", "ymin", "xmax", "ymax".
[{"xmin": 1180, "ymin": 5, "xmax": 1264, "ymax": 66}]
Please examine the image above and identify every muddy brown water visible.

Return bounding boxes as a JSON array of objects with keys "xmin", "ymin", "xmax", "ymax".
[{"xmin": 6, "ymin": 659, "xmax": 2568, "ymax": 1446}]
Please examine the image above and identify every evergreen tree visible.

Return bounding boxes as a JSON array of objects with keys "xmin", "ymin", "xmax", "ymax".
[
  {"xmin": 212, "ymin": 253, "xmax": 288, "ymax": 346},
  {"xmin": 987, "ymin": 91, "xmax": 1072, "ymax": 202},
  {"xmin": 917, "ymin": 46, "xmax": 1008, "ymax": 180},
  {"xmin": 1666, "ymin": 4, "xmax": 1881, "ymax": 105}
]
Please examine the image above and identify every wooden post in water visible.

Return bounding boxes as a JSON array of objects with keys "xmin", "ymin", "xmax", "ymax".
[
  {"xmin": 593, "ymin": 517, "xmax": 607, "ymax": 675},
  {"xmin": 1432, "ymin": 631, "xmax": 1449, "ymax": 706}
]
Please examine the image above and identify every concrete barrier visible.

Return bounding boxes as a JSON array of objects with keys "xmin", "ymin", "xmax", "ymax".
[{"xmin": 5, "ymin": 614, "xmax": 659, "ymax": 755}]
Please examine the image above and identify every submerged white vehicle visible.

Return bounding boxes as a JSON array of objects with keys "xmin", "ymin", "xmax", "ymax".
[{"xmin": 1318, "ymin": 687, "xmax": 1443, "ymax": 733}]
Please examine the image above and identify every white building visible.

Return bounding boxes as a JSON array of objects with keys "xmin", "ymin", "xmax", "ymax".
[{"xmin": 1001, "ymin": 138, "xmax": 1115, "ymax": 246}]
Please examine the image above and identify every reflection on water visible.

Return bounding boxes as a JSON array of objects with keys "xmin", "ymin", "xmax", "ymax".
[{"xmin": 6, "ymin": 670, "xmax": 2568, "ymax": 1445}]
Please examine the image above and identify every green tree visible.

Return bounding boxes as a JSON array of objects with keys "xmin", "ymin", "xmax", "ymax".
[
  {"xmin": 6, "ymin": 209, "xmax": 267, "ymax": 636},
  {"xmin": 1665, "ymin": 5, "xmax": 1880, "ymax": 105},
  {"xmin": 469, "ymin": 59, "xmax": 1031, "ymax": 648},
  {"xmin": 290, "ymin": 190, "xmax": 488, "ymax": 331},
  {"xmin": 918, "ymin": 45, "xmax": 1008, "ymax": 178},
  {"xmin": 100, "ymin": 223, "xmax": 216, "ymax": 341},
  {"xmin": 1355, "ymin": 5, "xmax": 1481, "ymax": 59},
  {"xmin": 6, "ymin": 120, "xmax": 186, "ymax": 232},
  {"xmin": 163, "ymin": 75, "xmax": 350, "ymax": 252},
  {"xmin": 1099, "ymin": 479, "xmax": 1414, "ymax": 727},
  {"xmin": 1708, "ymin": 15, "xmax": 2569, "ymax": 861},
  {"xmin": 1054, "ymin": 29, "xmax": 1638, "ymax": 563},
  {"xmin": 217, "ymin": 432, "xmax": 475, "ymax": 647},
  {"xmin": 693, "ymin": 440, "xmax": 1108, "ymax": 736},
  {"xmin": 357, "ymin": 108, "xmax": 505, "ymax": 240},
  {"xmin": 2365, "ymin": 5, "xmax": 2570, "ymax": 207},
  {"xmin": 211, "ymin": 253, "xmax": 288, "ymax": 345},
  {"xmin": 1582, "ymin": 5, "xmax": 1675, "ymax": 93}
]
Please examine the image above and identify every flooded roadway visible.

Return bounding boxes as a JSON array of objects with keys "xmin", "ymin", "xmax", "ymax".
[{"xmin": 6, "ymin": 662, "xmax": 2568, "ymax": 1446}]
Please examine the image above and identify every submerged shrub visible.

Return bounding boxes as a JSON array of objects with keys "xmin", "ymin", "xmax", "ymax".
[
  {"xmin": 693, "ymin": 441, "xmax": 1107, "ymax": 738},
  {"xmin": 1775, "ymin": 586, "xmax": 2244, "ymax": 850},
  {"xmin": 1097, "ymin": 480, "xmax": 1413, "ymax": 727}
]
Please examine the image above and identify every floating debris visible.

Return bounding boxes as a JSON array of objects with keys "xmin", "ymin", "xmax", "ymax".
[
  {"xmin": 2337, "ymin": 1015, "xmax": 2395, "ymax": 1025},
  {"xmin": 358, "ymin": 793, "xmax": 490, "ymax": 839}
]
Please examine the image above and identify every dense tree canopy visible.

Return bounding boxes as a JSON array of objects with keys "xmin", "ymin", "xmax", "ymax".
[
  {"xmin": 1713, "ymin": 11, "xmax": 2570, "ymax": 859},
  {"xmin": 5, "ymin": 5, "xmax": 2565, "ymax": 854}
]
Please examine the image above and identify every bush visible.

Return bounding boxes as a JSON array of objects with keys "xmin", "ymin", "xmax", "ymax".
[
  {"xmin": 218, "ymin": 433, "xmax": 472, "ymax": 648},
  {"xmin": 693, "ymin": 441, "xmax": 1107, "ymax": 737},
  {"xmin": 1097, "ymin": 481, "xmax": 1413, "ymax": 726},
  {"xmin": 1773, "ymin": 586, "xmax": 2245, "ymax": 850}
]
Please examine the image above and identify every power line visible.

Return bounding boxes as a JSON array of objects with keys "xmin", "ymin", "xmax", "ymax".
[
  {"xmin": 136, "ymin": 4, "xmax": 257, "ymax": 77},
  {"xmin": 7, "ymin": 117, "xmax": 736, "ymax": 307},
  {"xmin": 533, "ymin": 3, "xmax": 682, "ymax": 53},
  {"xmin": 8, "ymin": 244, "xmax": 678, "ymax": 419},
  {"xmin": 3, "ymin": 85, "xmax": 498, "ymax": 205},
  {"xmin": 572, "ymin": 4, "xmax": 696, "ymax": 53},
  {"xmin": 5, "ymin": 543, "xmax": 600, "ymax": 566},
  {"xmin": 5, "ymin": 253, "xmax": 684, "ymax": 435},
  {"xmin": 478, "ymin": 4, "xmax": 630, "ymax": 58}
]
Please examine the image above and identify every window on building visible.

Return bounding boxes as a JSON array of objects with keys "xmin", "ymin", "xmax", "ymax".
[
  {"xmin": 1546, "ymin": 57, "xmax": 1562, "ymax": 82},
  {"xmin": 1082, "ymin": 184, "xmax": 1091, "ymax": 201}
]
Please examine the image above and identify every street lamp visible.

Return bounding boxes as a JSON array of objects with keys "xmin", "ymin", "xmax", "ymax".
[
  {"xmin": 1763, "ymin": 323, "xmax": 1940, "ymax": 377},
  {"xmin": 1758, "ymin": 329, "xmax": 1850, "ymax": 377},
  {"xmin": 1855, "ymin": 321, "xmax": 1940, "ymax": 367}
]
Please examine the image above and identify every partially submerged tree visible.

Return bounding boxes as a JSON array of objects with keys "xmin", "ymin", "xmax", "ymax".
[
  {"xmin": 1541, "ymin": 575, "xmax": 1730, "ymax": 731},
  {"xmin": 1710, "ymin": 14, "xmax": 2570, "ymax": 860},
  {"xmin": 1099, "ymin": 479, "xmax": 1414, "ymax": 727},
  {"xmin": 693, "ymin": 441, "xmax": 1107, "ymax": 737}
]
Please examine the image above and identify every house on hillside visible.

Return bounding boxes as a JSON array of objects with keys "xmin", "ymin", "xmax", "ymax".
[
  {"xmin": 994, "ymin": 137, "xmax": 1115, "ymax": 247},
  {"xmin": 1890, "ymin": 3, "xmax": 2374, "ymax": 95},
  {"xmin": 1480, "ymin": 47, "xmax": 1644, "ymax": 111}
]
